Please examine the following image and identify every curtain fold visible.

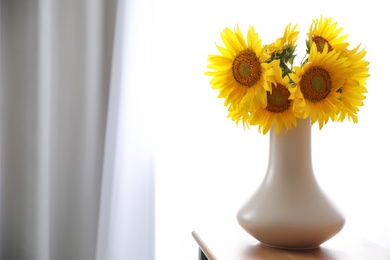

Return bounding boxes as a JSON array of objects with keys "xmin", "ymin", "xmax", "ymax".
[
  {"xmin": 96, "ymin": 0, "xmax": 155, "ymax": 259},
  {"xmin": 0, "ymin": 0, "xmax": 156, "ymax": 259}
]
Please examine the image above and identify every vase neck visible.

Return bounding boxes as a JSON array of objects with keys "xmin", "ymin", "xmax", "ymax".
[{"xmin": 267, "ymin": 118, "xmax": 313, "ymax": 175}]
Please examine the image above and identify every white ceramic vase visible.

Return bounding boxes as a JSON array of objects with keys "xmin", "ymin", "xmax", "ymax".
[{"xmin": 237, "ymin": 118, "xmax": 345, "ymax": 249}]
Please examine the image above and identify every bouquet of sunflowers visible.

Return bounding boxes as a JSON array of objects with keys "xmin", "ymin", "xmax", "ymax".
[{"xmin": 206, "ymin": 16, "xmax": 370, "ymax": 134}]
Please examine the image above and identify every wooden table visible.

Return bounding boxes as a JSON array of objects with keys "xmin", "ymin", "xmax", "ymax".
[{"xmin": 192, "ymin": 221, "xmax": 390, "ymax": 260}]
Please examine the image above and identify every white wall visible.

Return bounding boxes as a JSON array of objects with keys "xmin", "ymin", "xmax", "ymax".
[{"xmin": 146, "ymin": 0, "xmax": 390, "ymax": 259}]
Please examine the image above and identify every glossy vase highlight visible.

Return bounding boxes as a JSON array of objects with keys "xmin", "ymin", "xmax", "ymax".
[{"xmin": 236, "ymin": 118, "xmax": 345, "ymax": 249}]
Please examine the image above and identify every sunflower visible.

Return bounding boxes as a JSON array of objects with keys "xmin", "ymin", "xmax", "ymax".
[
  {"xmin": 227, "ymin": 103, "xmax": 252, "ymax": 130},
  {"xmin": 265, "ymin": 23, "xmax": 299, "ymax": 77},
  {"xmin": 307, "ymin": 15, "xmax": 349, "ymax": 54},
  {"xmin": 250, "ymin": 68, "xmax": 297, "ymax": 135},
  {"xmin": 336, "ymin": 44, "xmax": 370, "ymax": 123},
  {"xmin": 290, "ymin": 44, "xmax": 352, "ymax": 129},
  {"xmin": 265, "ymin": 23, "xmax": 299, "ymax": 55},
  {"xmin": 206, "ymin": 25, "xmax": 277, "ymax": 111}
]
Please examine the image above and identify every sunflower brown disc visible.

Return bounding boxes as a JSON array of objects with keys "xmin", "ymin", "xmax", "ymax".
[
  {"xmin": 312, "ymin": 36, "xmax": 333, "ymax": 52},
  {"xmin": 300, "ymin": 66, "xmax": 332, "ymax": 102},
  {"xmin": 232, "ymin": 49, "xmax": 261, "ymax": 87},
  {"xmin": 266, "ymin": 83, "xmax": 291, "ymax": 113}
]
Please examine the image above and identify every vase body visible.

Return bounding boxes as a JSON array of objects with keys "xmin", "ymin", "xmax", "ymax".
[{"xmin": 236, "ymin": 118, "xmax": 345, "ymax": 249}]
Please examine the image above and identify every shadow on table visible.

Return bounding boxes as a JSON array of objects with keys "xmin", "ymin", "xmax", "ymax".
[{"xmin": 243, "ymin": 243, "xmax": 346, "ymax": 260}]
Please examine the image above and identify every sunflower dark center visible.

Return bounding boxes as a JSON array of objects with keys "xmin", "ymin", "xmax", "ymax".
[
  {"xmin": 300, "ymin": 66, "xmax": 332, "ymax": 102},
  {"xmin": 266, "ymin": 83, "xmax": 291, "ymax": 113},
  {"xmin": 232, "ymin": 49, "xmax": 261, "ymax": 87},
  {"xmin": 312, "ymin": 36, "xmax": 333, "ymax": 52}
]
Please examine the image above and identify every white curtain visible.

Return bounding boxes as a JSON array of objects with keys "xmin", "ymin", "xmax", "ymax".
[{"xmin": 0, "ymin": 0, "xmax": 154, "ymax": 259}]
